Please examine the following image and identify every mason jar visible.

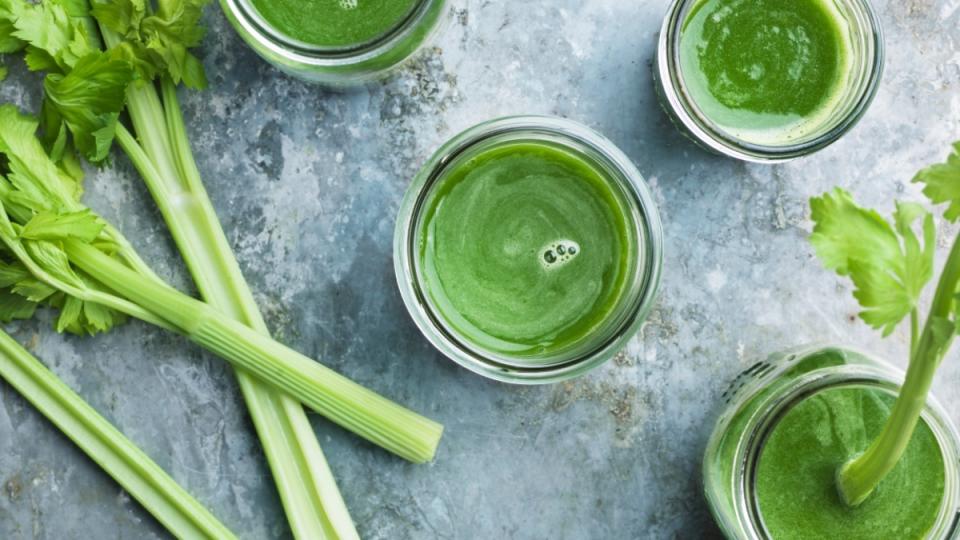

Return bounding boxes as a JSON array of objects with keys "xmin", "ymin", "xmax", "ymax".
[
  {"xmin": 704, "ymin": 345, "xmax": 960, "ymax": 538},
  {"xmin": 219, "ymin": 0, "xmax": 450, "ymax": 85},
  {"xmin": 394, "ymin": 116, "xmax": 663, "ymax": 384},
  {"xmin": 654, "ymin": 0, "xmax": 884, "ymax": 162}
]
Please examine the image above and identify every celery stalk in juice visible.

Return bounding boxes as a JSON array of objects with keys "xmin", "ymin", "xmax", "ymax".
[{"xmin": 755, "ymin": 386, "xmax": 945, "ymax": 539}]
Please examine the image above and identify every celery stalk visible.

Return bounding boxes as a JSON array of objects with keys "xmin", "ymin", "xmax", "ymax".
[
  {"xmin": 116, "ymin": 79, "xmax": 358, "ymax": 537},
  {"xmin": 837, "ymin": 235, "xmax": 960, "ymax": 505},
  {"xmin": 64, "ymin": 239, "xmax": 444, "ymax": 464},
  {"xmin": 0, "ymin": 329, "xmax": 236, "ymax": 539}
]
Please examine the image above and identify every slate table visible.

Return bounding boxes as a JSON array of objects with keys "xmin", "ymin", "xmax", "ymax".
[{"xmin": 1, "ymin": 0, "xmax": 959, "ymax": 538}]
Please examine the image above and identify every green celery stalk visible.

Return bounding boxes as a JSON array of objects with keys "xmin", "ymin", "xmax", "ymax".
[
  {"xmin": 837, "ymin": 235, "xmax": 960, "ymax": 505},
  {"xmin": 0, "ymin": 329, "xmax": 236, "ymax": 539},
  {"xmin": 115, "ymin": 75, "xmax": 358, "ymax": 538},
  {"xmin": 63, "ymin": 239, "xmax": 444, "ymax": 464}
]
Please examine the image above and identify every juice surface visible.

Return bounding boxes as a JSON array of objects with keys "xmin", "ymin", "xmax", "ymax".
[
  {"xmin": 755, "ymin": 386, "xmax": 945, "ymax": 539},
  {"xmin": 249, "ymin": 0, "xmax": 419, "ymax": 47},
  {"xmin": 678, "ymin": 0, "xmax": 851, "ymax": 143},
  {"xmin": 417, "ymin": 141, "xmax": 635, "ymax": 359}
]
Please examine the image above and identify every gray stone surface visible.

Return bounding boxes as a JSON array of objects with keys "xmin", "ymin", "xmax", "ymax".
[{"xmin": 1, "ymin": 0, "xmax": 960, "ymax": 538}]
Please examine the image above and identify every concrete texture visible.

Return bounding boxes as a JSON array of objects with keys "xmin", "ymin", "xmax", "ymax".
[{"xmin": 1, "ymin": 0, "xmax": 960, "ymax": 538}]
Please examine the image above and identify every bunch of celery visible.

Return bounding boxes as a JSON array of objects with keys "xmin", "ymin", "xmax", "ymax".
[
  {"xmin": 810, "ymin": 143, "xmax": 960, "ymax": 505},
  {"xmin": 0, "ymin": 327, "xmax": 237, "ymax": 538},
  {"xmin": 0, "ymin": 1, "xmax": 443, "ymax": 536}
]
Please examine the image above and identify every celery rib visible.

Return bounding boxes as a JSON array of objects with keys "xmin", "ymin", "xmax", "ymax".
[
  {"xmin": 117, "ymin": 69, "xmax": 359, "ymax": 537},
  {"xmin": 140, "ymin": 77, "xmax": 357, "ymax": 539},
  {"xmin": 119, "ymin": 63, "xmax": 361, "ymax": 537},
  {"xmin": 0, "ymin": 329, "xmax": 236, "ymax": 540},
  {"xmin": 64, "ymin": 239, "xmax": 444, "ymax": 464},
  {"xmin": 118, "ymin": 122, "xmax": 355, "ymax": 538},
  {"xmin": 838, "ymin": 234, "xmax": 960, "ymax": 505}
]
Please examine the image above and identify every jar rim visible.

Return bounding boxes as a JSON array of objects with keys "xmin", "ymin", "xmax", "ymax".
[
  {"xmin": 655, "ymin": 0, "xmax": 886, "ymax": 162},
  {"xmin": 393, "ymin": 116, "xmax": 664, "ymax": 384},
  {"xmin": 716, "ymin": 346, "xmax": 960, "ymax": 539}
]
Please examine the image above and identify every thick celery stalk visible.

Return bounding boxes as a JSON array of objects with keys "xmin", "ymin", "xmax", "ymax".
[
  {"xmin": 65, "ymin": 239, "xmax": 444, "ymax": 464},
  {"xmin": 0, "ymin": 329, "xmax": 236, "ymax": 539},
  {"xmin": 116, "ymin": 76, "xmax": 357, "ymax": 539}
]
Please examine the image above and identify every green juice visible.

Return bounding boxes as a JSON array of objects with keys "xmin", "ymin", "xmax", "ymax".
[
  {"xmin": 249, "ymin": 0, "xmax": 419, "ymax": 47},
  {"xmin": 416, "ymin": 141, "xmax": 636, "ymax": 359},
  {"xmin": 704, "ymin": 348, "xmax": 954, "ymax": 539},
  {"xmin": 755, "ymin": 386, "xmax": 946, "ymax": 539},
  {"xmin": 678, "ymin": 0, "xmax": 853, "ymax": 144}
]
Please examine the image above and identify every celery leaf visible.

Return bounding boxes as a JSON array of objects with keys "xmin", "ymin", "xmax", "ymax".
[
  {"xmin": 0, "ymin": 0, "xmax": 25, "ymax": 54},
  {"xmin": 90, "ymin": 0, "xmax": 146, "ymax": 36},
  {"xmin": 8, "ymin": 0, "xmax": 94, "ymax": 71},
  {"xmin": 0, "ymin": 260, "xmax": 29, "ymax": 287},
  {"xmin": 0, "ymin": 288, "xmax": 37, "ymax": 321},
  {"xmin": 0, "ymin": 104, "xmax": 85, "ymax": 209},
  {"xmin": 0, "ymin": 106, "xmax": 128, "ymax": 335},
  {"xmin": 914, "ymin": 142, "xmax": 960, "ymax": 222},
  {"xmin": 23, "ymin": 239, "xmax": 87, "ymax": 290},
  {"xmin": 21, "ymin": 210, "xmax": 104, "ymax": 242},
  {"xmin": 43, "ymin": 51, "xmax": 133, "ymax": 162},
  {"xmin": 12, "ymin": 277, "xmax": 57, "ymax": 302},
  {"xmin": 91, "ymin": 0, "xmax": 209, "ymax": 88},
  {"xmin": 810, "ymin": 188, "xmax": 935, "ymax": 335}
]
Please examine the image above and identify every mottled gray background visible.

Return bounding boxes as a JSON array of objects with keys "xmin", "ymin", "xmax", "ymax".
[{"xmin": 1, "ymin": 0, "xmax": 959, "ymax": 538}]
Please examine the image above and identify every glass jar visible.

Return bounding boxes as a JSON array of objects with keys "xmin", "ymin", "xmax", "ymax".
[
  {"xmin": 654, "ymin": 0, "xmax": 885, "ymax": 162},
  {"xmin": 393, "ymin": 116, "xmax": 663, "ymax": 384},
  {"xmin": 219, "ymin": 0, "xmax": 450, "ymax": 85},
  {"xmin": 704, "ymin": 344, "xmax": 960, "ymax": 539}
]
